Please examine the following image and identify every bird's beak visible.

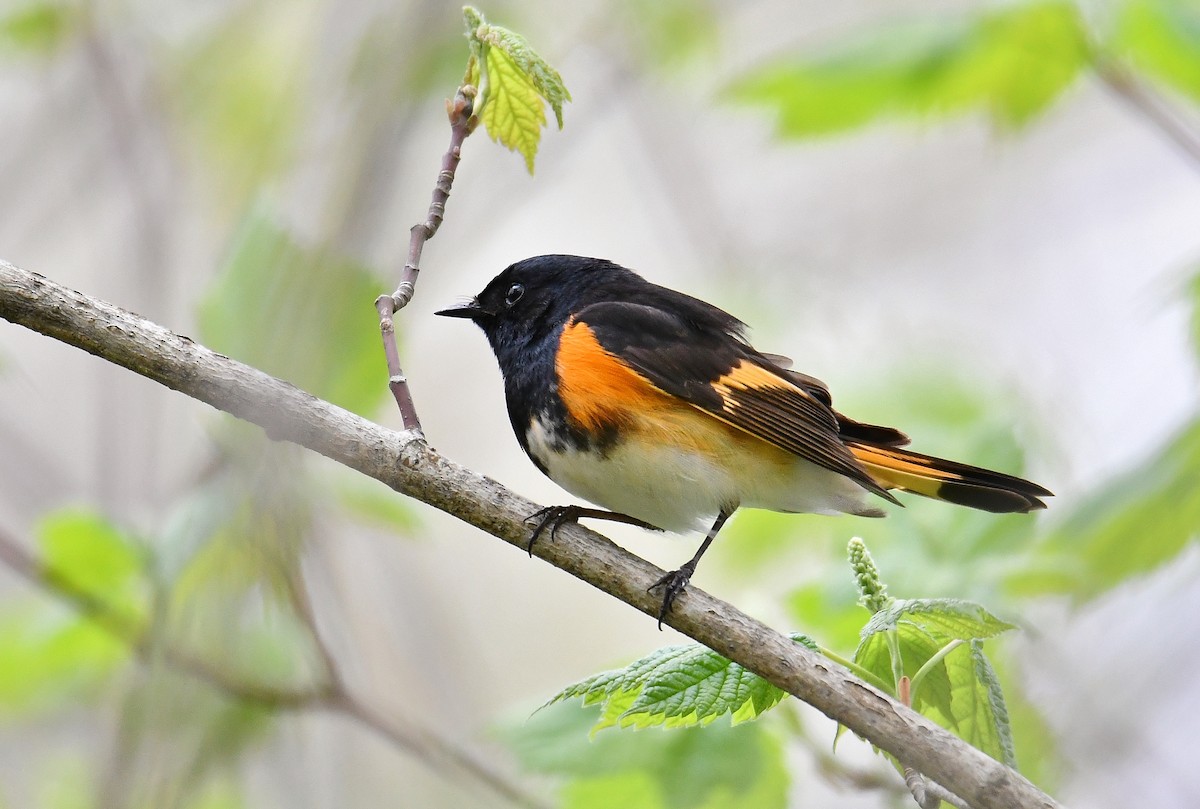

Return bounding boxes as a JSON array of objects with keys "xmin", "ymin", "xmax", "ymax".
[{"xmin": 434, "ymin": 297, "xmax": 484, "ymax": 319}]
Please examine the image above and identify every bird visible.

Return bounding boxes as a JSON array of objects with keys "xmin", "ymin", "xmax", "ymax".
[{"xmin": 436, "ymin": 255, "xmax": 1050, "ymax": 626}]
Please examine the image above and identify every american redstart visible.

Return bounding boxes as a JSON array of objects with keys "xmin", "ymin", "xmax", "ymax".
[{"xmin": 437, "ymin": 255, "xmax": 1050, "ymax": 625}]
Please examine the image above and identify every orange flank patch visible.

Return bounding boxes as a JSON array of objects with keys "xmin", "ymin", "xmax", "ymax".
[{"xmin": 556, "ymin": 320, "xmax": 674, "ymax": 432}]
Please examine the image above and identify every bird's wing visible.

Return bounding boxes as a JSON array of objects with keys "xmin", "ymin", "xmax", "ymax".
[{"xmin": 568, "ymin": 301, "xmax": 896, "ymax": 501}]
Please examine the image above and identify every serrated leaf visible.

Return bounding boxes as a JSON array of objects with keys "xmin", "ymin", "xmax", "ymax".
[
  {"xmin": 462, "ymin": 7, "xmax": 570, "ymax": 173},
  {"xmin": 501, "ymin": 700, "xmax": 788, "ymax": 809},
  {"xmin": 854, "ymin": 602, "xmax": 1016, "ymax": 767},
  {"xmin": 726, "ymin": 1, "xmax": 1087, "ymax": 136},
  {"xmin": 1117, "ymin": 0, "xmax": 1200, "ymax": 102},
  {"xmin": 546, "ymin": 635, "xmax": 816, "ymax": 732},
  {"xmin": 946, "ymin": 642, "xmax": 1017, "ymax": 768},
  {"xmin": 860, "ymin": 598, "xmax": 1016, "ymax": 643}
]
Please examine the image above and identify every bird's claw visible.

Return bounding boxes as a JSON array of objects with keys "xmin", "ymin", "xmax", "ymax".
[
  {"xmin": 648, "ymin": 564, "xmax": 695, "ymax": 630},
  {"xmin": 524, "ymin": 505, "xmax": 579, "ymax": 556}
]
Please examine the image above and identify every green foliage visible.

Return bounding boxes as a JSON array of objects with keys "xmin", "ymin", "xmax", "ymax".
[
  {"xmin": 503, "ymin": 701, "xmax": 788, "ymax": 809},
  {"xmin": 0, "ymin": 510, "xmax": 145, "ymax": 716},
  {"xmin": 1015, "ymin": 414, "xmax": 1200, "ymax": 599},
  {"xmin": 728, "ymin": 1, "xmax": 1090, "ymax": 136},
  {"xmin": 1117, "ymin": 0, "xmax": 1200, "ymax": 101},
  {"xmin": 165, "ymin": 6, "xmax": 307, "ymax": 205},
  {"xmin": 38, "ymin": 510, "xmax": 146, "ymax": 616},
  {"xmin": 547, "ymin": 634, "xmax": 816, "ymax": 732},
  {"xmin": 543, "ymin": 537, "xmax": 1018, "ymax": 791},
  {"xmin": 621, "ymin": 0, "xmax": 719, "ymax": 69},
  {"xmin": 199, "ymin": 210, "xmax": 388, "ymax": 416},
  {"xmin": 463, "ymin": 6, "xmax": 570, "ymax": 172},
  {"xmin": 853, "ymin": 597, "xmax": 1017, "ymax": 768},
  {"xmin": 1010, "ymin": 264, "xmax": 1200, "ymax": 600},
  {"xmin": 0, "ymin": 2, "xmax": 75, "ymax": 56}
]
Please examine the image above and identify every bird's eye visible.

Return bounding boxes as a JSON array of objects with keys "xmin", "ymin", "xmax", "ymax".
[{"xmin": 504, "ymin": 283, "xmax": 525, "ymax": 306}]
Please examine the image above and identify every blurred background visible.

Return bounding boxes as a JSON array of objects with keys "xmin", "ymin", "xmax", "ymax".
[{"xmin": 1, "ymin": 0, "xmax": 1199, "ymax": 806}]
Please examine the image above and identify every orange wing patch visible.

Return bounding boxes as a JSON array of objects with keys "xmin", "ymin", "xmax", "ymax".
[
  {"xmin": 711, "ymin": 360, "xmax": 796, "ymax": 403},
  {"xmin": 557, "ymin": 320, "xmax": 674, "ymax": 432}
]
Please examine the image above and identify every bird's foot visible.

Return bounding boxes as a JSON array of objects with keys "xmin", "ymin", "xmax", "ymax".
[
  {"xmin": 648, "ymin": 562, "xmax": 696, "ymax": 630},
  {"xmin": 524, "ymin": 505, "xmax": 582, "ymax": 556}
]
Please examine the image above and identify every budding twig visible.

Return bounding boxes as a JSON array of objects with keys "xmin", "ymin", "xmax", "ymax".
[{"xmin": 375, "ymin": 85, "xmax": 479, "ymax": 433}]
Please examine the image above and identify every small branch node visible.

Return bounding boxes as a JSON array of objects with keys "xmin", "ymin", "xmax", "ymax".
[{"xmin": 394, "ymin": 280, "xmax": 417, "ymax": 309}]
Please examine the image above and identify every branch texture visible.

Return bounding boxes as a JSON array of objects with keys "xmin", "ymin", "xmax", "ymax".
[{"xmin": 0, "ymin": 260, "xmax": 1062, "ymax": 809}]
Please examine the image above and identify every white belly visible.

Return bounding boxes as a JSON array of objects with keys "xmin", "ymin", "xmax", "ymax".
[{"xmin": 525, "ymin": 413, "xmax": 881, "ymax": 533}]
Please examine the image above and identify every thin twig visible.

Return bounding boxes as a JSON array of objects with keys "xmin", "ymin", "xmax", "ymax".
[
  {"xmin": 374, "ymin": 85, "xmax": 478, "ymax": 433},
  {"xmin": 0, "ymin": 522, "xmax": 546, "ymax": 808},
  {"xmin": 1094, "ymin": 57, "xmax": 1200, "ymax": 170},
  {"xmin": 280, "ymin": 557, "xmax": 551, "ymax": 808},
  {"xmin": 0, "ymin": 261, "xmax": 1064, "ymax": 809}
]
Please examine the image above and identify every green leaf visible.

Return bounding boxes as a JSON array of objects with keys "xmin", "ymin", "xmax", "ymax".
[
  {"xmin": 547, "ymin": 634, "xmax": 816, "ymax": 731},
  {"xmin": 37, "ymin": 509, "xmax": 146, "ymax": 616},
  {"xmin": 0, "ymin": 511, "xmax": 146, "ymax": 716},
  {"xmin": 463, "ymin": 7, "xmax": 570, "ymax": 172},
  {"xmin": 502, "ymin": 700, "xmax": 788, "ymax": 809},
  {"xmin": 0, "ymin": 2, "xmax": 75, "ymax": 56},
  {"xmin": 853, "ymin": 599, "xmax": 1016, "ymax": 766},
  {"xmin": 950, "ymin": 643, "xmax": 1016, "ymax": 768},
  {"xmin": 198, "ymin": 210, "xmax": 388, "ymax": 416},
  {"xmin": 326, "ymin": 469, "xmax": 420, "ymax": 532},
  {"xmin": 1117, "ymin": 0, "xmax": 1200, "ymax": 101},
  {"xmin": 860, "ymin": 598, "xmax": 1016, "ymax": 643},
  {"xmin": 727, "ymin": 1, "xmax": 1088, "ymax": 137},
  {"xmin": 0, "ymin": 605, "xmax": 130, "ymax": 716},
  {"xmin": 1015, "ymin": 414, "xmax": 1200, "ymax": 600}
]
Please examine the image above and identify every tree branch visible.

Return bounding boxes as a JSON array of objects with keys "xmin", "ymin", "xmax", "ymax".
[
  {"xmin": 0, "ymin": 521, "xmax": 548, "ymax": 809},
  {"xmin": 0, "ymin": 260, "xmax": 1062, "ymax": 809},
  {"xmin": 1094, "ymin": 57, "xmax": 1200, "ymax": 170}
]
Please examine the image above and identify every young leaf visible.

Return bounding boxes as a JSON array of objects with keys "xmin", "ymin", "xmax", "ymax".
[
  {"xmin": 462, "ymin": 6, "xmax": 570, "ymax": 172},
  {"xmin": 853, "ymin": 598, "xmax": 1017, "ymax": 766},
  {"xmin": 861, "ymin": 598, "xmax": 1016, "ymax": 643},
  {"xmin": 546, "ymin": 634, "xmax": 816, "ymax": 732}
]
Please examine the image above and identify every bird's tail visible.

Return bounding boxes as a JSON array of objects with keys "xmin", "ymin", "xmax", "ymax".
[{"xmin": 847, "ymin": 442, "xmax": 1051, "ymax": 513}]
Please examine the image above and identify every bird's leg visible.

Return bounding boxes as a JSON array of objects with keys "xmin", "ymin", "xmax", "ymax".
[
  {"xmin": 649, "ymin": 509, "xmax": 732, "ymax": 629},
  {"xmin": 524, "ymin": 505, "xmax": 660, "ymax": 556}
]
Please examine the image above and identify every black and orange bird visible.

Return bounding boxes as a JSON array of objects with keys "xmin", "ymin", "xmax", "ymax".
[{"xmin": 437, "ymin": 255, "xmax": 1050, "ymax": 625}]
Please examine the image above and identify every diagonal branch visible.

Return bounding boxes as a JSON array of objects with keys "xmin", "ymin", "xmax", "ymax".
[
  {"xmin": 0, "ymin": 521, "xmax": 548, "ymax": 809},
  {"xmin": 0, "ymin": 260, "xmax": 1062, "ymax": 809}
]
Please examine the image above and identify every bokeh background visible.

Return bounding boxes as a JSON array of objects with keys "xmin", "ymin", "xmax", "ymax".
[{"xmin": 2, "ymin": 0, "xmax": 1200, "ymax": 807}]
